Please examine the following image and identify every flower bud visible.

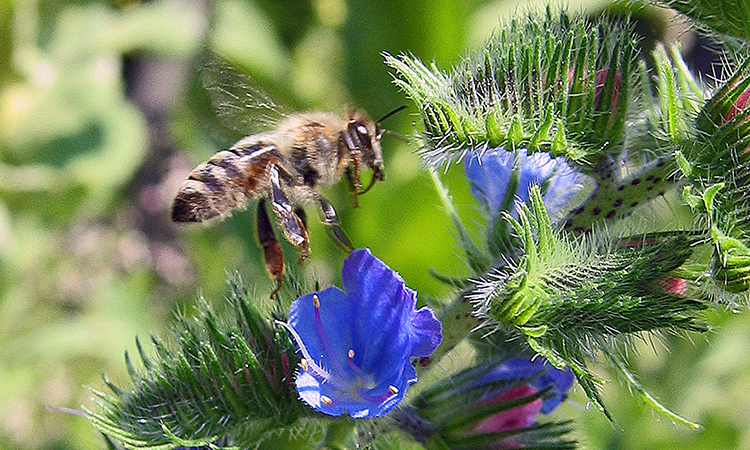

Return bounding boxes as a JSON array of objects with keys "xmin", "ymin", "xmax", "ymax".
[{"xmin": 398, "ymin": 356, "xmax": 575, "ymax": 449}]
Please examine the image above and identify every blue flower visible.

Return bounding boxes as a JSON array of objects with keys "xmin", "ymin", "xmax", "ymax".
[
  {"xmin": 280, "ymin": 248, "xmax": 442, "ymax": 418},
  {"xmin": 464, "ymin": 148, "xmax": 584, "ymax": 221},
  {"xmin": 473, "ymin": 357, "xmax": 575, "ymax": 415}
]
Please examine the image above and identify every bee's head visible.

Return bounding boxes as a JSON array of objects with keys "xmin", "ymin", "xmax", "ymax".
[
  {"xmin": 344, "ymin": 106, "xmax": 406, "ymax": 180},
  {"xmin": 345, "ymin": 112, "xmax": 385, "ymax": 181},
  {"xmin": 343, "ymin": 107, "xmax": 406, "ymax": 199}
]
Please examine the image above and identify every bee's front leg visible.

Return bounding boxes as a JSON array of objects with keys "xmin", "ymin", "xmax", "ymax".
[
  {"xmin": 268, "ymin": 165, "xmax": 311, "ymax": 264},
  {"xmin": 345, "ymin": 161, "xmax": 362, "ymax": 209},
  {"xmin": 316, "ymin": 196, "xmax": 353, "ymax": 252},
  {"xmin": 256, "ymin": 199, "xmax": 284, "ymax": 298}
]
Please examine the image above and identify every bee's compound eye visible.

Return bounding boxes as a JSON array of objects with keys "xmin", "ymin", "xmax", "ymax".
[{"xmin": 346, "ymin": 121, "xmax": 373, "ymax": 153}]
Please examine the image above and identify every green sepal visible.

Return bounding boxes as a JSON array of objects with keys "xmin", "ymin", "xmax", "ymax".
[
  {"xmin": 485, "ymin": 108, "xmax": 507, "ymax": 146},
  {"xmin": 712, "ymin": 228, "xmax": 750, "ymax": 295},
  {"xmin": 675, "ymin": 150, "xmax": 693, "ymax": 177},
  {"xmin": 682, "ymin": 186, "xmax": 702, "ymax": 210},
  {"xmin": 703, "ymin": 182, "xmax": 725, "ymax": 213}
]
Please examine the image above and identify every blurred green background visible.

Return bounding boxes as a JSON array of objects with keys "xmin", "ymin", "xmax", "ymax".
[{"xmin": 1, "ymin": 0, "xmax": 749, "ymax": 448}]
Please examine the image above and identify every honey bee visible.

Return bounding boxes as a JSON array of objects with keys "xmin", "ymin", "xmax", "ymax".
[{"xmin": 172, "ymin": 106, "xmax": 405, "ymax": 297}]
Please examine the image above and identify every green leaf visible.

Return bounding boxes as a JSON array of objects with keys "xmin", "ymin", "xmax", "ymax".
[
  {"xmin": 610, "ymin": 355, "xmax": 701, "ymax": 430},
  {"xmin": 661, "ymin": 0, "xmax": 750, "ymax": 42}
]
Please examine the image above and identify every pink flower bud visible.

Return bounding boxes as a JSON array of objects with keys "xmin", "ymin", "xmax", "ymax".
[
  {"xmin": 471, "ymin": 385, "xmax": 543, "ymax": 449},
  {"xmin": 656, "ymin": 277, "xmax": 688, "ymax": 296},
  {"xmin": 594, "ymin": 68, "xmax": 622, "ymax": 113},
  {"xmin": 724, "ymin": 88, "xmax": 750, "ymax": 124},
  {"xmin": 473, "ymin": 386, "xmax": 543, "ymax": 433}
]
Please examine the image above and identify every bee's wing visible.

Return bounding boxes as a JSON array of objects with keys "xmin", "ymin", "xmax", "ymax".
[{"xmin": 199, "ymin": 52, "xmax": 287, "ymax": 134}]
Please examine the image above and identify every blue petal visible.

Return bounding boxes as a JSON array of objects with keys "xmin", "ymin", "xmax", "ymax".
[
  {"xmin": 474, "ymin": 357, "xmax": 575, "ymax": 415},
  {"xmin": 464, "ymin": 148, "xmax": 584, "ymax": 220},
  {"xmin": 295, "ymin": 368, "xmax": 410, "ymax": 418},
  {"xmin": 288, "ymin": 287, "xmax": 352, "ymax": 379},
  {"xmin": 530, "ymin": 362, "xmax": 575, "ymax": 414},
  {"xmin": 287, "ymin": 248, "xmax": 442, "ymax": 418},
  {"xmin": 409, "ymin": 307, "xmax": 442, "ymax": 357},
  {"xmin": 515, "ymin": 152, "xmax": 559, "ymax": 205},
  {"xmin": 464, "ymin": 148, "xmax": 514, "ymax": 213}
]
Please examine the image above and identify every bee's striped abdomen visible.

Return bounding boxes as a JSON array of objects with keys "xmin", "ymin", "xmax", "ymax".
[{"xmin": 172, "ymin": 142, "xmax": 279, "ymax": 223}]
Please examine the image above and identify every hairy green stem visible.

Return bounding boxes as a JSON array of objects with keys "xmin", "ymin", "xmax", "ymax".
[
  {"xmin": 564, "ymin": 156, "xmax": 677, "ymax": 232},
  {"xmin": 429, "ymin": 170, "xmax": 489, "ymax": 272}
]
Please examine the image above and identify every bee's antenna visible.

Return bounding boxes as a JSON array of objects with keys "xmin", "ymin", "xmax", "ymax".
[
  {"xmin": 381, "ymin": 129, "xmax": 409, "ymax": 143},
  {"xmin": 376, "ymin": 105, "xmax": 407, "ymax": 142},
  {"xmin": 376, "ymin": 105, "xmax": 407, "ymax": 125}
]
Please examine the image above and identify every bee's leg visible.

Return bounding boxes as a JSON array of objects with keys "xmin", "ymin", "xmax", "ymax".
[
  {"xmin": 316, "ymin": 196, "xmax": 353, "ymax": 252},
  {"xmin": 269, "ymin": 165, "xmax": 311, "ymax": 263},
  {"xmin": 256, "ymin": 199, "xmax": 284, "ymax": 298},
  {"xmin": 294, "ymin": 207, "xmax": 310, "ymax": 260},
  {"xmin": 294, "ymin": 207, "xmax": 307, "ymax": 228},
  {"xmin": 345, "ymin": 163, "xmax": 362, "ymax": 208}
]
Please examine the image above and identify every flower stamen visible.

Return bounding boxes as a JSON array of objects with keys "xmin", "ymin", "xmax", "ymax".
[
  {"xmin": 346, "ymin": 348, "xmax": 369, "ymax": 381},
  {"xmin": 321, "ymin": 395, "xmax": 333, "ymax": 405},
  {"xmin": 275, "ymin": 320, "xmax": 350, "ymax": 389},
  {"xmin": 311, "ymin": 294, "xmax": 346, "ymax": 376}
]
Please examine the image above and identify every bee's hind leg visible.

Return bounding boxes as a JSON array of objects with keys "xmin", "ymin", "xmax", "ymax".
[
  {"xmin": 256, "ymin": 199, "xmax": 284, "ymax": 298},
  {"xmin": 269, "ymin": 165, "xmax": 311, "ymax": 264},
  {"xmin": 316, "ymin": 196, "xmax": 354, "ymax": 252}
]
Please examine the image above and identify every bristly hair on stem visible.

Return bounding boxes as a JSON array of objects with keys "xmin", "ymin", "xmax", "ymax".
[
  {"xmin": 470, "ymin": 187, "xmax": 709, "ymax": 420},
  {"xmin": 86, "ymin": 274, "xmax": 307, "ymax": 449}
]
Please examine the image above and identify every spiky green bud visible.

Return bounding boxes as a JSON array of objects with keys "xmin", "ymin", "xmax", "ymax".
[
  {"xmin": 87, "ymin": 276, "xmax": 305, "ymax": 449},
  {"xmin": 562, "ymin": 44, "xmax": 704, "ymax": 232},
  {"xmin": 677, "ymin": 58, "xmax": 750, "ymax": 298},
  {"xmin": 471, "ymin": 187, "xmax": 708, "ymax": 417},
  {"xmin": 387, "ymin": 11, "xmax": 712, "ymax": 235},
  {"xmin": 686, "ymin": 59, "xmax": 750, "ymax": 228},
  {"xmin": 385, "ymin": 8, "xmax": 637, "ymax": 170}
]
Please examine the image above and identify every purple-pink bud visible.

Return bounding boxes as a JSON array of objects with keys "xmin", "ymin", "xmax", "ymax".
[
  {"xmin": 724, "ymin": 88, "xmax": 750, "ymax": 124},
  {"xmin": 471, "ymin": 385, "xmax": 543, "ymax": 449}
]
